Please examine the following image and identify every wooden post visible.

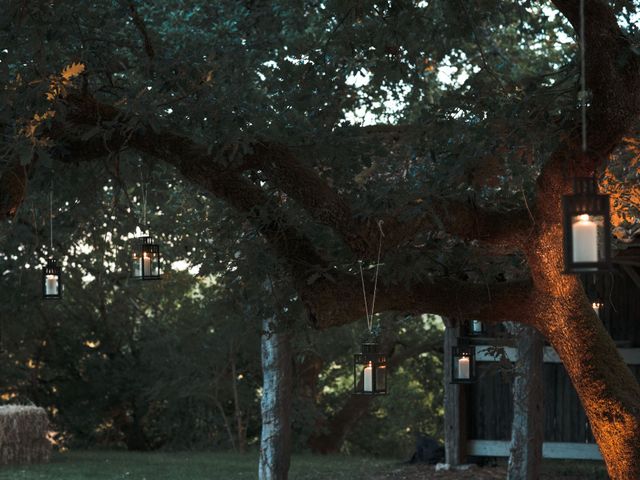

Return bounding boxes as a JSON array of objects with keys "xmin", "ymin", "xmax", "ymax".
[
  {"xmin": 259, "ymin": 314, "xmax": 293, "ymax": 480},
  {"xmin": 507, "ymin": 324, "xmax": 544, "ymax": 480},
  {"xmin": 444, "ymin": 318, "xmax": 465, "ymax": 465}
]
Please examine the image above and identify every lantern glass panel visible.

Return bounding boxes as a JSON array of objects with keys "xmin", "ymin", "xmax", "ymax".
[
  {"xmin": 43, "ymin": 259, "xmax": 62, "ymax": 299},
  {"xmin": 375, "ymin": 363, "xmax": 387, "ymax": 391},
  {"xmin": 132, "ymin": 236, "xmax": 161, "ymax": 280},
  {"xmin": 562, "ymin": 178, "xmax": 612, "ymax": 274},
  {"xmin": 353, "ymin": 344, "xmax": 387, "ymax": 395},
  {"xmin": 469, "ymin": 320, "xmax": 484, "ymax": 336},
  {"xmin": 451, "ymin": 345, "xmax": 476, "ymax": 383}
]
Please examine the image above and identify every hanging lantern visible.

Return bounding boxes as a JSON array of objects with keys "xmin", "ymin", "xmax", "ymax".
[
  {"xmin": 467, "ymin": 320, "xmax": 485, "ymax": 337},
  {"xmin": 451, "ymin": 344, "xmax": 476, "ymax": 384},
  {"xmin": 353, "ymin": 343, "xmax": 387, "ymax": 395},
  {"xmin": 43, "ymin": 258, "xmax": 62, "ymax": 299},
  {"xmin": 562, "ymin": 177, "xmax": 612, "ymax": 274},
  {"xmin": 592, "ymin": 301, "xmax": 603, "ymax": 318},
  {"xmin": 131, "ymin": 235, "xmax": 161, "ymax": 280}
]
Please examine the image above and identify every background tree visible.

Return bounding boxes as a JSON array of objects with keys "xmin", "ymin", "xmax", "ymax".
[{"xmin": 1, "ymin": 0, "xmax": 640, "ymax": 478}]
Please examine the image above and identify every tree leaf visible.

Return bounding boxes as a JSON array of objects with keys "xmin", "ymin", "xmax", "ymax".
[{"xmin": 61, "ymin": 62, "xmax": 86, "ymax": 81}]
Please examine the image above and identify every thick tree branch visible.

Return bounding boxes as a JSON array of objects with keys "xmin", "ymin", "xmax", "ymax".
[
  {"xmin": 55, "ymin": 93, "xmax": 329, "ymax": 286},
  {"xmin": 0, "ymin": 91, "xmax": 535, "ymax": 329},
  {"xmin": 300, "ymin": 270, "xmax": 534, "ymax": 329}
]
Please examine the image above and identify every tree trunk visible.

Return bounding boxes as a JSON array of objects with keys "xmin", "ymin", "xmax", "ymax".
[
  {"xmin": 526, "ymin": 218, "xmax": 640, "ymax": 480},
  {"xmin": 259, "ymin": 315, "xmax": 293, "ymax": 480},
  {"xmin": 507, "ymin": 324, "xmax": 544, "ymax": 480},
  {"xmin": 537, "ymin": 294, "xmax": 640, "ymax": 480},
  {"xmin": 443, "ymin": 319, "xmax": 465, "ymax": 466},
  {"xmin": 230, "ymin": 349, "xmax": 247, "ymax": 453}
]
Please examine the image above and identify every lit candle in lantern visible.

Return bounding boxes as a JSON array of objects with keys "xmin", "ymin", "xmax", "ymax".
[
  {"xmin": 592, "ymin": 302, "xmax": 602, "ymax": 318},
  {"xmin": 457, "ymin": 355, "xmax": 470, "ymax": 380},
  {"xmin": 572, "ymin": 214, "xmax": 598, "ymax": 262},
  {"xmin": 471, "ymin": 320, "xmax": 482, "ymax": 334},
  {"xmin": 363, "ymin": 362, "xmax": 373, "ymax": 392},
  {"xmin": 143, "ymin": 253, "xmax": 152, "ymax": 276},
  {"xmin": 45, "ymin": 275, "xmax": 58, "ymax": 296}
]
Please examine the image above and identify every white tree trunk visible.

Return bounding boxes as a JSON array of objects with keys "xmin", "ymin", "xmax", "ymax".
[
  {"xmin": 259, "ymin": 315, "xmax": 292, "ymax": 480},
  {"xmin": 507, "ymin": 324, "xmax": 544, "ymax": 480}
]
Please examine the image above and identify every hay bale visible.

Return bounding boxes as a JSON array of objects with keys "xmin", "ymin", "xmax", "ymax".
[{"xmin": 0, "ymin": 405, "xmax": 51, "ymax": 465}]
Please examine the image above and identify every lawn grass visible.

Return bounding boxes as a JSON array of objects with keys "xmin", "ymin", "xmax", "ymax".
[{"xmin": 0, "ymin": 450, "xmax": 399, "ymax": 480}]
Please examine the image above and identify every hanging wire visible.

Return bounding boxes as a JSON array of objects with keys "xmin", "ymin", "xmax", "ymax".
[
  {"xmin": 49, "ymin": 180, "xmax": 53, "ymax": 252},
  {"xmin": 358, "ymin": 260, "xmax": 370, "ymax": 325},
  {"xmin": 580, "ymin": 0, "xmax": 587, "ymax": 153},
  {"xmin": 139, "ymin": 164, "xmax": 148, "ymax": 228},
  {"xmin": 358, "ymin": 220, "xmax": 385, "ymax": 332}
]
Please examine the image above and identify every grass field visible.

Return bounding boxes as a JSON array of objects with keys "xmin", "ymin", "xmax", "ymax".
[
  {"xmin": 0, "ymin": 450, "xmax": 398, "ymax": 480},
  {"xmin": 0, "ymin": 451, "xmax": 609, "ymax": 480}
]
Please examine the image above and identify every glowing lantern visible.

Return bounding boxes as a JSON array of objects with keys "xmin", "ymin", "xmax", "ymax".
[
  {"xmin": 562, "ymin": 177, "xmax": 611, "ymax": 274},
  {"xmin": 467, "ymin": 320, "xmax": 485, "ymax": 337},
  {"xmin": 131, "ymin": 235, "xmax": 161, "ymax": 280},
  {"xmin": 451, "ymin": 345, "xmax": 476, "ymax": 383},
  {"xmin": 353, "ymin": 343, "xmax": 387, "ymax": 395},
  {"xmin": 43, "ymin": 258, "xmax": 62, "ymax": 299}
]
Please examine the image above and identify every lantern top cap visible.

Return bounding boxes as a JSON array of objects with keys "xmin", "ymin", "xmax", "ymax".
[
  {"xmin": 137, "ymin": 235, "xmax": 156, "ymax": 244},
  {"xmin": 45, "ymin": 258, "xmax": 58, "ymax": 266},
  {"xmin": 454, "ymin": 344, "xmax": 473, "ymax": 353},
  {"xmin": 361, "ymin": 342, "xmax": 379, "ymax": 354},
  {"xmin": 572, "ymin": 177, "xmax": 598, "ymax": 195}
]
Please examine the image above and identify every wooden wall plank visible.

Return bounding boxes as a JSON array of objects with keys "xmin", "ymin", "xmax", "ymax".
[
  {"xmin": 468, "ymin": 440, "xmax": 603, "ymax": 460},
  {"xmin": 475, "ymin": 346, "xmax": 640, "ymax": 365}
]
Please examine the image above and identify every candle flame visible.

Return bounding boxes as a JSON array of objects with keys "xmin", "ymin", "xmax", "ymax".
[{"xmin": 578, "ymin": 214, "xmax": 591, "ymax": 222}]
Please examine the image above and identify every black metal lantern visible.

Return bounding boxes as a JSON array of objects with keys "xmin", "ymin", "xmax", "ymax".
[
  {"xmin": 131, "ymin": 235, "xmax": 161, "ymax": 280},
  {"xmin": 451, "ymin": 344, "xmax": 476, "ymax": 384},
  {"xmin": 467, "ymin": 320, "xmax": 485, "ymax": 337},
  {"xmin": 353, "ymin": 343, "xmax": 387, "ymax": 395},
  {"xmin": 43, "ymin": 258, "xmax": 62, "ymax": 299},
  {"xmin": 562, "ymin": 177, "xmax": 612, "ymax": 274}
]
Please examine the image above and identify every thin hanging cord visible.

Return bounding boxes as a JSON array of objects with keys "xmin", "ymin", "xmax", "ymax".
[
  {"xmin": 580, "ymin": 0, "xmax": 587, "ymax": 153},
  {"xmin": 368, "ymin": 220, "xmax": 385, "ymax": 325},
  {"xmin": 358, "ymin": 260, "xmax": 370, "ymax": 325},
  {"xmin": 142, "ymin": 183, "xmax": 148, "ymax": 227},
  {"xmin": 358, "ymin": 220, "xmax": 385, "ymax": 332},
  {"xmin": 49, "ymin": 185, "xmax": 53, "ymax": 251},
  {"xmin": 139, "ymin": 166, "xmax": 148, "ymax": 228}
]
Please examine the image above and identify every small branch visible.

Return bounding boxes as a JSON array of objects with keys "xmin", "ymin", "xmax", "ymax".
[{"xmin": 123, "ymin": 0, "xmax": 155, "ymax": 61}]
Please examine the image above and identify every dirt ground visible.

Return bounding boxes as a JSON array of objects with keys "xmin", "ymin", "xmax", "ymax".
[{"xmin": 373, "ymin": 464, "xmax": 607, "ymax": 480}]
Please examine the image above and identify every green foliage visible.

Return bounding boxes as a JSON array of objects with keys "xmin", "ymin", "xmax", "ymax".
[
  {"xmin": 0, "ymin": 160, "xmax": 268, "ymax": 450},
  {"xmin": 2, "ymin": 0, "xmax": 638, "ymax": 461},
  {"xmin": 2, "ymin": 0, "xmax": 636, "ymax": 286},
  {"xmin": 291, "ymin": 314, "xmax": 444, "ymax": 457}
]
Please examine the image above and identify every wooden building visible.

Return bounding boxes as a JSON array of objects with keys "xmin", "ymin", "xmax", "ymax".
[{"xmin": 444, "ymin": 242, "xmax": 640, "ymax": 463}]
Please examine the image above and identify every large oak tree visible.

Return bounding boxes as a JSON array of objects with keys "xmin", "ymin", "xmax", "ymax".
[{"xmin": 2, "ymin": 0, "xmax": 640, "ymax": 477}]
